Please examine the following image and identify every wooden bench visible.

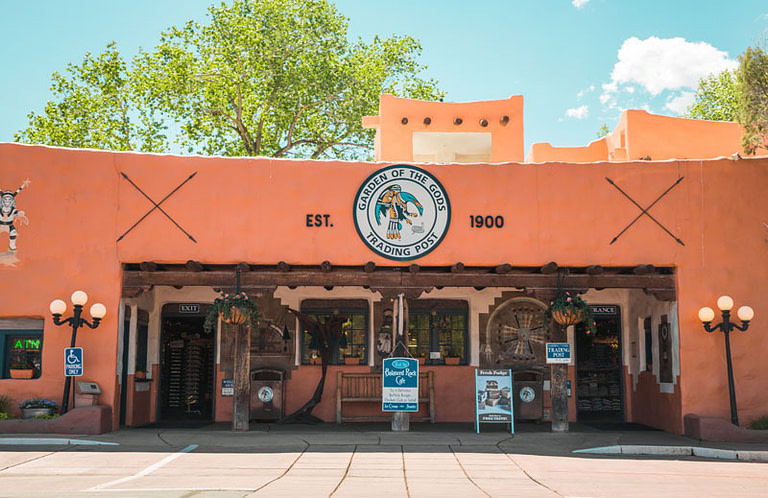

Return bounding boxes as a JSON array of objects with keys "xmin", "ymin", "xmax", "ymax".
[{"xmin": 336, "ymin": 370, "xmax": 435, "ymax": 424}]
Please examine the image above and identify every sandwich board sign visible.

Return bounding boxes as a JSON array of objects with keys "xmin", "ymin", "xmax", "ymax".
[
  {"xmin": 382, "ymin": 357, "xmax": 419, "ymax": 412},
  {"xmin": 475, "ymin": 369, "xmax": 513, "ymax": 434}
]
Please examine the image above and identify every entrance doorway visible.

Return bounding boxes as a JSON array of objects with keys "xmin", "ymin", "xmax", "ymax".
[
  {"xmin": 159, "ymin": 314, "xmax": 214, "ymax": 421},
  {"xmin": 575, "ymin": 308, "xmax": 623, "ymax": 421}
]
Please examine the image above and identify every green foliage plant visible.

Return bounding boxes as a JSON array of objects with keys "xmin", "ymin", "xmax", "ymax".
[
  {"xmin": 14, "ymin": 42, "xmax": 167, "ymax": 152},
  {"xmin": 736, "ymin": 44, "xmax": 768, "ymax": 155},
  {"xmin": 748, "ymin": 416, "xmax": 768, "ymax": 430},
  {"xmin": 203, "ymin": 291, "xmax": 260, "ymax": 333},
  {"xmin": 0, "ymin": 394, "xmax": 13, "ymax": 414},
  {"xmin": 684, "ymin": 70, "xmax": 738, "ymax": 122},
  {"xmin": 17, "ymin": 0, "xmax": 444, "ymax": 160}
]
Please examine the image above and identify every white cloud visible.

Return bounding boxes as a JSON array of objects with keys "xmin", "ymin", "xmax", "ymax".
[
  {"xmin": 572, "ymin": 0, "xmax": 590, "ymax": 8},
  {"xmin": 565, "ymin": 105, "xmax": 589, "ymax": 119},
  {"xmin": 577, "ymin": 85, "xmax": 596, "ymax": 98},
  {"xmin": 603, "ymin": 37, "xmax": 737, "ymax": 97},
  {"xmin": 665, "ymin": 91, "xmax": 696, "ymax": 114}
]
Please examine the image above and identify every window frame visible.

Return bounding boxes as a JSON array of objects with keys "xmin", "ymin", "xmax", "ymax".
[
  {"xmin": 300, "ymin": 299, "xmax": 369, "ymax": 365},
  {"xmin": 1, "ymin": 319, "xmax": 45, "ymax": 380},
  {"xmin": 408, "ymin": 300, "xmax": 469, "ymax": 365}
]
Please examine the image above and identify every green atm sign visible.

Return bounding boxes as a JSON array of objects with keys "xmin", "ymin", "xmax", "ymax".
[{"xmin": 12, "ymin": 338, "xmax": 41, "ymax": 351}]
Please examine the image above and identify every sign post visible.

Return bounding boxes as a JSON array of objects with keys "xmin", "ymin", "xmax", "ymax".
[{"xmin": 475, "ymin": 369, "xmax": 514, "ymax": 434}]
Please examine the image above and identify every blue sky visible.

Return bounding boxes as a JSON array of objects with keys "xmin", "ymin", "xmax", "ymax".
[{"xmin": 1, "ymin": 0, "xmax": 766, "ymax": 152}]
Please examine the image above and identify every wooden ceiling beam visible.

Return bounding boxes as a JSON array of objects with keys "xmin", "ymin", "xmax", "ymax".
[{"xmin": 123, "ymin": 268, "xmax": 674, "ymax": 293}]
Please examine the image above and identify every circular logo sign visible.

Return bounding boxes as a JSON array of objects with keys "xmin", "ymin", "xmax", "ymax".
[
  {"xmin": 257, "ymin": 386, "xmax": 274, "ymax": 403},
  {"xmin": 353, "ymin": 165, "xmax": 450, "ymax": 261},
  {"xmin": 519, "ymin": 386, "xmax": 536, "ymax": 403}
]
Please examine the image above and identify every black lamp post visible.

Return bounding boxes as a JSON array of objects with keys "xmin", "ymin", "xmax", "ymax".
[
  {"xmin": 49, "ymin": 291, "xmax": 106, "ymax": 414},
  {"xmin": 698, "ymin": 295, "xmax": 754, "ymax": 426}
]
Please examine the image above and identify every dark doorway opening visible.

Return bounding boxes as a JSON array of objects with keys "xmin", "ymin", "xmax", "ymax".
[
  {"xmin": 159, "ymin": 315, "xmax": 214, "ymax": 421},
  {"xmin": 575, "ymin": 309, "xmax": 623, "ymax": 422}
]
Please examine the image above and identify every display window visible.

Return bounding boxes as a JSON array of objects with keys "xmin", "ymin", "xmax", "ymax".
[
  {"xmin": 300, "ymin": 300, "xmax": 368, "ymax": 365},
  {"xmin": 408, "ymin": 300, "xmax": 468, "ymax": 365},
  {"xmin": 1, "ymin": 319, "xmax": 44, "ymax": 379}
]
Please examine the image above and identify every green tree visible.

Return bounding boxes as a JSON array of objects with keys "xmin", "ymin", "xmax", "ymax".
[
  {"xmin": 683, "ymin": 70, "xmax": 738, "ymax": 122},
  {"xmin": 736, "ymin": 45, "xmax": 768, "ymax": 154},
  {"xmin": 14, "ymin": 42, "xmax": 167, "ymax": 152},
  {"xmin": 595, "ymin": 124, "xmax": 610, "ymax": 138},
  {"xmin": 17, "ymin": 0, "xmax": 443, "ymax": 159}
]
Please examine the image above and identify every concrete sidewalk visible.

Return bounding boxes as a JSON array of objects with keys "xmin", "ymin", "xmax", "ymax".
[{"xmin": 3, "ymin": 421, "xmax": 768, "ymax": 461}]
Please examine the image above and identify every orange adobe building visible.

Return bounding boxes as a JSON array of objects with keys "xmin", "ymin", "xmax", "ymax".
[{"xmin": 0, "ymin": 93, "xmax": 766, "ymax": 438}]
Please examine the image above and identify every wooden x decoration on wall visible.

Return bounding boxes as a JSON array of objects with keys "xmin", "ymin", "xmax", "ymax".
[
  {"xmin": 117, "ymin": 172, "xmax": 198, "ymax": 243},
  {"xmin": 606, "ymin": 176, "xmax": 685, "ymax": 246}
]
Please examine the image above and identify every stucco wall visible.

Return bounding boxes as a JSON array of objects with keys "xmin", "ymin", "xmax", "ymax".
[{"xmin": 1, "ymin": 143, "xmax": 767, "ymax": 431}]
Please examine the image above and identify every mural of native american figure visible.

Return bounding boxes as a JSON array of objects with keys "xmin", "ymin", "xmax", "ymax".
[
  {"xmin": 374, "ymin": 184, "xmax": 423, "ymax": 240},
  {"xmin": 1, "ymin": 179, "xmax": 30, "ymax": 255}
]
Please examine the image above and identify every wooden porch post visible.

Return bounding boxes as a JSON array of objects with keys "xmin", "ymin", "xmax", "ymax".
[
  {"xmin": 550, "ymin": 323, "xmax": 569, "ymax": 432},
  {"xmin": 232, "ymin": 322, "xmax": 251, "ymax": 431}
]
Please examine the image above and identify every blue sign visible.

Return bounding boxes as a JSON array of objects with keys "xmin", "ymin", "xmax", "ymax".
[
  {"xmin": 222, "ymin": 379, "xmax": 234, "ymax": 396},
  {"xmin": 382, "ymin": 357, "xmax": 419, "ymax": 412},
  {"xmin": 65, "ymin": 347, "xmax": 83, "ymax": 376},
  {"xmin": 546, "ymin": 343, "xmax": 571, "ymax": 364}
]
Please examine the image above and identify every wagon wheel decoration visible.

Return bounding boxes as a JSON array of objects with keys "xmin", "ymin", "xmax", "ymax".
[{"xmin": 490, "ymin": 299, "xmax": 549, "ymax": 363}]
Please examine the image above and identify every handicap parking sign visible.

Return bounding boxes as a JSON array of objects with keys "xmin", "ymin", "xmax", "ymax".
[{"xmin": 65, "ymin": 347, "xmax": 83, "ymax": 376}]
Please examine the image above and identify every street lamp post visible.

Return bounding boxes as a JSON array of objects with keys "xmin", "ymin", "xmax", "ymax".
[
  {"xmin": 49, "ymin": 291, "xmax": 106, "ymax": 414},
  {"xmin": 698, "ymin": 295, "xmax": 754, "ymax": 426}
]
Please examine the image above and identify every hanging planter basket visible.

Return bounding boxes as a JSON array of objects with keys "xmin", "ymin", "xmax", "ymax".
[
  {"xmin": 204, "ymin": 291, "xmax": 260, "ymax": 333},
  {"xmin": 222, "ymin": 306, "xmax": 248, "ymax": 325},
  {"xmin": 551, "ymin": 308, "xmax": 583, "ymax": 327}
]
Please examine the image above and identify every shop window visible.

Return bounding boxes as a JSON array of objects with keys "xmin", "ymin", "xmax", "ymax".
[
  {"xmin": 408, "ymin": 300, "xmax": 468, "ymax": 365},
  {"xmin": 300, "ymin": 300, "xmax": 368, "ymax": 365},
  {"xmin": 0, "ymin": 318, "xmax": 44, "ymax": 379}
]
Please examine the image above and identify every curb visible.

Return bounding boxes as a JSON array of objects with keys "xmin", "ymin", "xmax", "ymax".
[
  {"xmin": 573, "ymin": 445, "xmax": 768, "ymax": 461},
  {"xmin": 0, "ymin": 437, "xmax": 119, "ymax": 446}
]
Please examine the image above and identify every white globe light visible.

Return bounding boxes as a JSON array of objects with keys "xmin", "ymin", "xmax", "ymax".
[
  {"xmin": 71, "ymin": 290, "xmax": 88, "ymax": 306},
  {"xmin": 737, "ymin": 305, "xmax": 754, "ymax": 322},
  {"xmin": 716, "ymin": 295, "xmax": 734, "ymax": 311},
  {"xmin": 49, "ymin": 299, "xmax": 67, "ymax": 315},
  {"xmin": 698, "ymin": 306, "xmax": 716, "ymax": 322},
  {"xmin": 90, "ymin": 303, "xmax": 107, "ymax": 319}
]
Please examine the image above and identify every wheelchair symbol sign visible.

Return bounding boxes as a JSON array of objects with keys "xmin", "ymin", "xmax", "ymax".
[{"xmin": 65, "ymin": 347, "xmax": 83, "ymax": 376}]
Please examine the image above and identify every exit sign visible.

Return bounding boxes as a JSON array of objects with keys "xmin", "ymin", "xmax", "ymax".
[{"xmin": 179, "ymin": 304, "xmax": 199, "ymax": 313}]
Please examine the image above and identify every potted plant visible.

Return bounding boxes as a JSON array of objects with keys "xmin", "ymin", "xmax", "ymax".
[
  {"xmin": 19, "ymin": 398, "xmax": 57, "ymax": 419},
  {"xmin": 546, "ymin": 291, "xmax": 596, "ymax": 335},
  {"xmin": 134, "ymin": 359, "xmax": 147, "ymax": 380},
  {"xmin": 9, "ymin": 357, "xmax": 35, "ymax": 379},
  {"xmin": 204, "ymin": 291, "xmax": 260, "ymax": 333},
  {"xmin": 444, "ymin": 347, "xmax": 461, "ymax": 365}
]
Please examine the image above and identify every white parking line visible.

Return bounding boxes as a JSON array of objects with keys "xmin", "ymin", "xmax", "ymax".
[{"xmin": 86, "ymin": 444, "xmax": 198, "ymax": 491}]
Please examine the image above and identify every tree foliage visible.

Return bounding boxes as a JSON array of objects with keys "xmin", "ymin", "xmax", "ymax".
[
  {"xmin": 736, "ymin": 45, "xmax": 768, "ymax": 155},
  {"xmin": 16, "ymin": 0, "xmax": 444, "ymax": 159},
  {"xmin": 14, "ymin": 42, "xmax": 167, "ymax": 152},
  {"xmin": 684, "ymin": 70, "xmax": 738, "ymax": 122}
]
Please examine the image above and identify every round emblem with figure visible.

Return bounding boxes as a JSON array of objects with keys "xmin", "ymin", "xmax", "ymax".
[
  {"xmin": 257, "ymin": 386, "xmax": 274, "ymax": 403},
  {"xmin": 519, "ymin": 386, "xmax": 536, "ymax": 403},
  {"xmin": 354, "ymin": 165, "xmax": 450, "ymax": 261}
]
